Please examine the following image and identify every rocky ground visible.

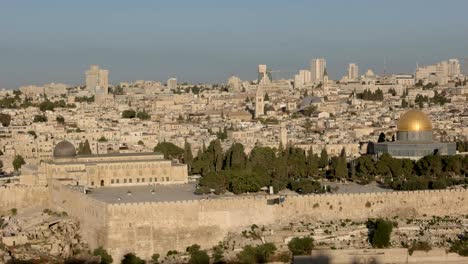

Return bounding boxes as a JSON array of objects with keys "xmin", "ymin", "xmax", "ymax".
[{"xmin": 0, "ymin": 208, "xmax": 89, "ymax": 263}]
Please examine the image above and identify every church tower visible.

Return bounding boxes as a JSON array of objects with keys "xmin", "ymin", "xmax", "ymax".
[
  {"xmin": 280, "ymin": 122, "xmax": 288, "ymax": 146},
  {"xmin": 255, "ymin": 87, "xmax": 264, "ymax": 118},
  {"xmin": 323, "ymin": 68, "xmax": 329, "ymax": 95}
]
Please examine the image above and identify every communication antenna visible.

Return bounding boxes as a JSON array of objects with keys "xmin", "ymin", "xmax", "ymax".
[{"xmin": 383, "ymin": 57, "xmax": 388, "ymax": 76}]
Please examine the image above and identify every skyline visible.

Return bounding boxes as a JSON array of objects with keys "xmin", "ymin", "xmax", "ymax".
[{"xmin": 1, "ymin": 0, "xmax": 468, "ymax": 88}]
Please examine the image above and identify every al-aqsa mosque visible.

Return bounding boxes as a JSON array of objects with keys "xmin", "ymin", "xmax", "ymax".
[{"xmin": 373, "ymin": 109, "xmax": 456, "ymax": 159}]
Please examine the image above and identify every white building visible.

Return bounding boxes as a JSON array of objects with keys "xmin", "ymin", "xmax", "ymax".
[
  {"xmin": 85, "ymin": 65, "xmax": 109, "ymax": 95},
  {"xmin": 348, "ymin": 63, "xmax": 359, "ymax": 81},
  {"xmin": 310, "ymin": 58, "xmax": 326, "ymax": 83},
  {"xmin": 167, "ymin": 78, "xmax": 177, "ymax": 90},
  {"xmin": 258, "ymin": 64, "xmax": 271, "ymax": 85},
  {"xmin": 394, "ymin": 74, "xmax": 415, "ymax": 88},
  {"xmin": 227, "ymin": 75, "xmax": 242, "ymax": 91},
  {"xmin": 294, "ymin": 70, "xmax": 311, "ymax": 88},
  {"xmin": 415, "ymin": 59, "xmax": 461, "ymax": 85}
]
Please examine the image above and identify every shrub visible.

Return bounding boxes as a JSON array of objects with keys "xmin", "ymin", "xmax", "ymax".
[
  {"xmin": 121, "ymin": 253, "xmax": 145, "ymax": 264},
  {"xmin": 288, "ymin": 236, "xmax": 314, "ymax": 255},
  {"xmin": 449, "ymin": 232, "xmax": 468, "ymax": 256},
  {"xmin": 367, "ymin": 218, "xmax": 393, "ymax": 248},
  {"xmin": 187, "ymin": 244, "xmax": 209, "ymax": 264},
  {"xmin": 122, "ymin": 109, "xmax": 136, "ymax": 118},
  {"xmin": 92, "ymin": 247, "xmax": 113, "ymax": 264},
  {"xmin": 166, "ymin": 250, "xmax": 178, "ymax": 256},
  {"xmin": 408, "ymin": 241, "xmax": 432, "ymax": 255},
  {"xmin": 151, "ymin": 254, "xmax": 160, "ymax": 264},
  {"xmin": 33, "ymin": 114, "xmax": 47, "ymax": 122},
  {"xmin": 237, "ymin": 243, "xmax": 276, "ymax": 264}
]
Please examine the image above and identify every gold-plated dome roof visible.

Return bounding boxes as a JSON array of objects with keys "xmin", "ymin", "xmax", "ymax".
[{"xmin": 397, "ymin": 109, "xmax": 432, "ymax": 132}]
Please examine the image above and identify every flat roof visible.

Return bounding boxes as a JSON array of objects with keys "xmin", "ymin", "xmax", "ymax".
[
  {"xmin": 85, "ymin": 183, "xmax": 202, "ymax": 204},
  {"xmin": 82, "ymin": 182, "xmax": 392, "ymax": 204}
]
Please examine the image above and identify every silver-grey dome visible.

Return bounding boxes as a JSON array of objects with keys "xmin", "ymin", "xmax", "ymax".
[{"xmin": 53, "ymin": 140, "xmax": 76, "ymax": 158}]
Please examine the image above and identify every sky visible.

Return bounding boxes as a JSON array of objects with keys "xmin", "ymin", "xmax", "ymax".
[{"xmin": 1, "ymin": 0, "xmax": 467, "ymax": 89}]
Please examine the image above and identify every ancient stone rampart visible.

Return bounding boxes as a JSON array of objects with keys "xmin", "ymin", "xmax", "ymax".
[
  {"xmin": 0, "ymin": 185, "xmax": 49, "ymax": 214},
  {"xmin": 48, "ymin": 182, "xmax": 108, "ymax": 249},
  {"xmin": 105, "ymin": 189, "xmax": 468, "ymax": 260}
]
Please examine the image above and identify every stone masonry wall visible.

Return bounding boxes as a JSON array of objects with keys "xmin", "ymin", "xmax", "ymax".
[
  {"xmin": 0, "ymin": 186, "xmax": 49, "ymax": 214},
  {"xmin": 105, "ymin": 189, "xmax": 468, "ymax": 260},
  {"xmin": 48, "ymin": 182, "xmax": 108, "ymax": 250}
]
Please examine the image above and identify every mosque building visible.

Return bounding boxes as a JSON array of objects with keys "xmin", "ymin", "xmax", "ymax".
[
  {"xmin": 20, "ymin": 140, "xmax": 188, "ymax": 187},
  {"xmin": 373, "ymin": 109, "xmax": 456, "ymax": 159}
]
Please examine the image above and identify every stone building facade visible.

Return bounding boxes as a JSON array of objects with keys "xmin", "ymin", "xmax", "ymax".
[{"xmin": 20, "ymin": 141, "xmax": 188, "ymax": 187}]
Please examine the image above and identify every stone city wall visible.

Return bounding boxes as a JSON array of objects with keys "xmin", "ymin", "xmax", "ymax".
[
  {"xmin": 105, "ymin": 189, "xmax": 468, "ymax": 260},
  {"xmin": 0, "ymin": 185, "xmax": 49, "ymax": 214},
  {"xmin": 48, "ymin": 182, "xmax": 108, "ymax": 249}
]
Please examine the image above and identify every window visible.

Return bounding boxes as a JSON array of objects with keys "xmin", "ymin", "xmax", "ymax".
[
  {"xmin": 166, "ymin": 177, "xmax": 169, "ymax": 181},
  {"xmin": 129, "ymin": 179, "xmax": 132, "ymax": 183},
  {"xmin": 149, "ymin": 178, "xmax": 152, "ymax": 182},
  {"xmin": 124, "ymin": 179, "xmax": 127, "ymax": 183},
  {"xmin": 111, "ymin": 179, "xmax": 115, "ymax": 184},
  {"xmin": 116, "ymin": 179, "xmax": 120, "ymax": 183},
  {"xmin": 142, "ymin": 178, "xmax": 145, "ymax": 182},
  {"xmin": 155, "ymin": 177, "xmax": 158, "ymax": 182},
  {"xmin": 137, "ymin": 178, "xmax": 140, "ymax": 183}
]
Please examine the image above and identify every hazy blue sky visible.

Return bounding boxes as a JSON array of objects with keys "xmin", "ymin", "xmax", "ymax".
[{"xmin": 1, "ymin": 0, "xmax": 467, "ymax": 88}]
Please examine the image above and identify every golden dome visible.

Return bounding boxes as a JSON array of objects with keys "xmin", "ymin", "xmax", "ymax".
[{"xmin": 397, "ymin": 109, "xmax": 432, "ymax": 132}]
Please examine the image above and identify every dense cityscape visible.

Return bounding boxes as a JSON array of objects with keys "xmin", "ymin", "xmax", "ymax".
[{"xmin": 1, "ymin": 1, "xmax": 468, "ymax": 264}]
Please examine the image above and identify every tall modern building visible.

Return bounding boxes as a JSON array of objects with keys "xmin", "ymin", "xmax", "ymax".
[
  {"xmin": 348, "ymin": 63, "xmax": 359, "ymax": 81},
  {"xmin": 310, "ymin": 58, "xmax": 326, "ymax": 83},
  {"xmin": 167, "ymin": 78, "xmax": 177, "ymax": 90},
  {"xmin": 464, "ymin": 58, "xmax": 468, "ymax": 76},
  {"xmin": 258, "ymin": 64, "xmax": 272, "ymax": 85},
  {"xmin": 85, "ymin": 65, "xmax": 109, "ymax": 94},
  {"xmin": 448, "ymin": 59, "xmax": 461, "ymax": 77}
]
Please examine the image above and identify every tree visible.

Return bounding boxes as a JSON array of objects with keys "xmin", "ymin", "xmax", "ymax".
[
  {"xmin": 150, "ymin": 254, "xmax": 160, "ymax": 264},
  {"xmin": 0, "ymin": 113, "xmax": 11, "ymax": 127},
  {"xmin": 98, "ymin": 136, "xmax": 108, "ymax": 142},
  {"xmin": 378, "ymin": 132, "xmax": 386, "ymax": 142},
  {"xmin": 122, "ymin": 109, "xmax": 136, "ymax": 118},
  {"xmin": 184, "ymin": 139, "xmax": 194, "ymax": 172},
  {"xmin": 288, "ymin": 236, "xmax": 314, "ymax": 255},
  {"xmin": 401, "ymin": 99, "xmax": 408, "ymax": 108},
  {"xmin": 237, "ymin": 243, "xmax": 276, "ymax": 264},
  {"xmin": 368, "ymin": 219, "xmax": 393, "ymax": 248},
  {"xmin": 318, "ymin": 148, "xmax": 328, "ymax": 169},
  {"xmin": 93, "ymin": 247, "xmax": 113, "ymax": 264},
  {"xmin": 186, "ymin": 244, "xmax": 210, "ymax": 264},
  {"xmin": 13, "ymin": 155, "xmax": 26, "ymax": 171},
  {"xmin": 79, "ymin": 140, "xmax": 92, "ymax": 155},
  {"xmin": 264, "ymin": 93, "xmax": 270, "ymax": 101},
  {"xmin": 121, "ymin": 253, "xmax": 144, "ymax": 264},
  {"xmin": 224, "ymin": 143, "xmax": 247, "ymax": 170},
  {"xmin": 154, "ymin": 142, "xmax": 184, "ymax": 160},
  {"xmin": 306, "ymin": 148, "xmax": 319, "ymax": 177},
  {"xmin": 56, "ymin": 115, "xmax": 65, "ymax": 124},
  {"xmin": 212, "ymin": 244, "xmax": 225, "ymax": 264},
  {"xmin": 33, "ymin": 114, "xmax": 47, "ymax": 123},
  {"xmin": 449, "ymin": 232, "xmax": 468, "ymax": 256},
  {"xmin": 136, "ymin": 110, "xmax": 151, "ymax": 120}
]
